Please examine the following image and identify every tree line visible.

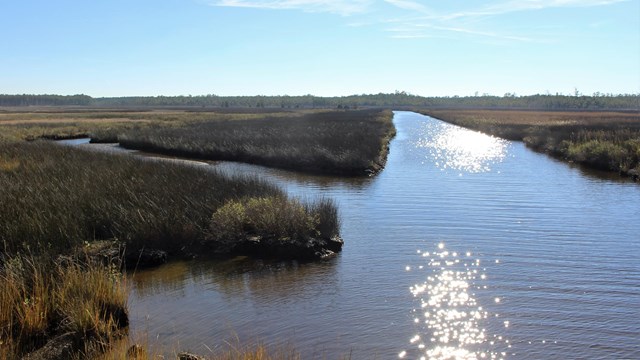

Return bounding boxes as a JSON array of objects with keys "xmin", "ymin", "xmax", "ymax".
[
  {"xmin": 0, "ymin": 94, "xmax": 92, "ymax": 106},
  {"xmin": 1, "ymin": 92, "xmax": 638, "ymax": 110}
]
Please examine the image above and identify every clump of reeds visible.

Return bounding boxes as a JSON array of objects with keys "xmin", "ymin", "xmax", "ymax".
[
  {"xmin": 561, "ymin": 129, "xmax": 640, "ymax": 172},
  {"xmin": 116, "ymin": 109, "xmax": 395, "ymax": 176},
  {"xmin": 0, "ymin": 255, "xmax": 128, "ymax": 360},
  {"xmin": 210, "ymin": 196, "xmax": 339, "ymax": 242}
]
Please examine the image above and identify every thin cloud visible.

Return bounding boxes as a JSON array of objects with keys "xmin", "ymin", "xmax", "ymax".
[
  {"xmin": 205, "ymin": 0, "xmax": 628, "ymax": 42},
  {"xmin": 444, "ymin": 0, "xmax": 629, "ymax": 20},
  {"xmin": 382, "ymin": 0, "xmax": 627, "ymax": 42},
  {"xmin": 209, "ymin": 0, "xmax": 372, "ymax": 16},
  {"xmin": 424, "ymin": 24, "xmax": 538, "ymax": 42},
  {"xmin": 385, "ymin": 22, "xmax": 539, "ymax": 42},
  {"xmin": 383, "ymin": 0, "xmax": 432, "ymax": 13}
]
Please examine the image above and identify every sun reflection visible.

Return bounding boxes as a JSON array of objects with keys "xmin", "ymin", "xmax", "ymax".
[
  {"xmin": 416, "ymin": 124, "xmax": 509, "ymax": 173},
  {"xmin": 402, "ymin": 243, "xmax": 507, "ymax": 359}
]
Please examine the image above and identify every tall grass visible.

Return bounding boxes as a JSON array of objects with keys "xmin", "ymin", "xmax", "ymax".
[
  {"xmin": 116, "ymin": 109, "xmax": 395, "ymax": 176},
  {"xmin": 0, "ymin": 108, "xmax": 396, "ymax": 175},
  {"xmin": 0, "ymin": 255, "xmax": 127, "ymax": 360},
  {"xmin": 0, "ymin": 140, "xmax": 340, "ymax": 258}
]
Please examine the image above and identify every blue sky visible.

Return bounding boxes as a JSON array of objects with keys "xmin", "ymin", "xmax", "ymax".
[{"xmin": 1, "ymin": 0, "xmax": 638, "ymax": 97}]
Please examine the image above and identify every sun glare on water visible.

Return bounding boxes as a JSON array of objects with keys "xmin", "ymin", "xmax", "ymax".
[
  {"xmin": 416, "ymin": 124, "xmax": 509, "ymax": 173},
  {"xmin": 401, "ymin": 244, "xmax": 508, "ymax": 360}
]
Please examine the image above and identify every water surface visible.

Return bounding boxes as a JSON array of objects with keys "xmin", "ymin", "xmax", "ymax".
[{"xmin": 127, "ymin": 111, "xmax": 640, "ymax": 359}]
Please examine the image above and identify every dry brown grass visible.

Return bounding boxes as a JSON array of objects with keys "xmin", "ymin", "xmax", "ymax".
[
  {"xmin": 99, "ymin": 342, "xmax": 303, "ymax": 360},
  {"xmin": 0, "ymin": 109, "xmax": 295, "ymax": 142},
  {"xmin": 0, "ymin": 256, "xmax": 128, "ymax": 360}
]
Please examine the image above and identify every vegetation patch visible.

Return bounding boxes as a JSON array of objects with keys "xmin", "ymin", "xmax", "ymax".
[
  {"xmin": 0, "ymin": 256, "xmax": 127, "ymax": 360},
  {"xmin": 115, "ymin": 109, "xmax": 395, "ymax": 176},
  {"xmin": 0, "ymin": 140, "xmax": 340, "ymax": 260},
  {"xmin": 0, "ymin": 108, "xmax": 395, "ymax": 175}
]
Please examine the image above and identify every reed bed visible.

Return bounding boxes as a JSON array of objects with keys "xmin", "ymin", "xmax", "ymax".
[
  {"xmin": 116, "ymin": 109, "xmax": 395, "ymax": 176},
  {"xmin": 420, "ymin": 109, "xmax": 640, "ymax": 175},
  {"xmin": 0, "ymin": 108, "xmax": 395, "ymax": 175},
  {"xmin": 0, "ymin": 140, "xmax": 339, "ymax": 257}
]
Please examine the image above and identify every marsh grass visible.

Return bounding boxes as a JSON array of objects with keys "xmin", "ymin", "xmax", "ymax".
[
  {"xmin": 0, "ymin": 255, "xmax": 128, "ymax": 360},
  {"xmin": 0, "ymin": 109, "xmax": 348, "ymax": 358},
  {"xmin": 420, "ymin": 109, "xmax": 640, "ymax": 175},
  {"xmin": 116, "ymin": 109, "xmax": 395, "ymax": 175},
  {"xmin": 0, "ymin": 108, "xmax": 395, "ymax": 175},
  {"xmin": 210, "ymin": 196, "xmax": 339, "ymax": 242},
  {"xmin": 0, "ymin": 140, "xmax": 339, "ymax": 257},
  {"xmin": 0, "ymin": 109, "xmax": 279, "ymax": 142}
]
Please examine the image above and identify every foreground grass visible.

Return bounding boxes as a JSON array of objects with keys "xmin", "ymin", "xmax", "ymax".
[
  {"xmin": 114, "ymin": 109, "xmax": 395, "ymax": 176},
  {"xmin": 419, "ymin": 109, "xmax": 640, "ymax": 176},
  {"xmin": 99, "ymin": 340, "xmax": 304, "ymax": 360},
  {"xmin": 0, "ymin": 255, "xmax": 128, "ymax": 360}
]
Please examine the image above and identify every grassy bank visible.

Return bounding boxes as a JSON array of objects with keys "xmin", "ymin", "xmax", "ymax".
[
  {"xmin": 114, "ymin": 109, "xmax": 395, "ymax": 176},
  {"xmin": 419, "ymin": 109, "xmax": 640, "ymax": 177}
]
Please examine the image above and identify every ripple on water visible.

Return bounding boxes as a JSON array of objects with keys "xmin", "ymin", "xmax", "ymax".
[{"xmin": 401, "ymin": 243, "xmax": 509, "ymax": 360}]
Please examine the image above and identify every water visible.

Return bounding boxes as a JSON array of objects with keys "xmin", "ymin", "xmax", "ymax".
[{"xmin": 126, "ymin": 111, "xmax": 640, "ymax": 359}]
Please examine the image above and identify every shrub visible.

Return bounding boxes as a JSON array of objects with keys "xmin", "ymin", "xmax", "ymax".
[{"xmin": 210, "ymin": 196, "xmax": 330, "ymax": 242}]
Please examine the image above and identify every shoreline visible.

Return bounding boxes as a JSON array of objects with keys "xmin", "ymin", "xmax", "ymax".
[{"xmin": 417, "ymin": 109, "xmax": 640, "ymax": 181}]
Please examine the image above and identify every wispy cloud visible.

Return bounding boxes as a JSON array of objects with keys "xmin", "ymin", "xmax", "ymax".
[
  {"xmin": 208, "ymin": 0, "xmax": 372, "ymax": 16},
  {"xmin": 383, "ymin": 0, "xmax": 432, "ymax": 14},
  {"xmin": 443, "ymin": 0, "xmax": 629, "ymax": 20},
  {"xmin": 381, "ymin": 0, "xmax": 628, "ymax": 41},
  {"xmin": 205, "ymin": 0, "xmax": 629, "ymax": 42},
  {"xmin": 384, "ymin": 22, "xmax": 539, "ymax": 42}
]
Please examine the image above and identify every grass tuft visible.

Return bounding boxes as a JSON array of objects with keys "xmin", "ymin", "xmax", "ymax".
[{"xmin": 0, "ymin": 255, "xmax": 128, "ymax": 359}]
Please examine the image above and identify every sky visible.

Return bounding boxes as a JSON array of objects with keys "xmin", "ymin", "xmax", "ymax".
[{"xmin": 1, "ymin": 0, "xmax": 639, "ymax": 97}]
